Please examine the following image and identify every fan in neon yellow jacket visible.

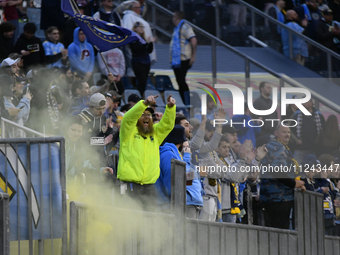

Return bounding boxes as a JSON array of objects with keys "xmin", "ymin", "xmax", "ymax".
[{"xmin": 118, "ymin": 95, "xmax": 176, "ymax": 184}]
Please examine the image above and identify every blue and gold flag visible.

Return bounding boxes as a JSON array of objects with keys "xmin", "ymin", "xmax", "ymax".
[{"xmin": 61, "ymin": 0, "xmax": 145, "ymax": 52}]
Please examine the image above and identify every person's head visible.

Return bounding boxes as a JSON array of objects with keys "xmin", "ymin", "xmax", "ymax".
[
  {"xmin": 0, "ymin": 74, "xmax": 15, "ymax": 97},
  {"xmin": 323, "ymin": 9, "xmax": 333, "ymax": 22},
  {"xmin": 64, "ymin": 115, "xmax": 84, "ymax": 143},
  {"xmin": 46, "ymin": 26, "xmax": 60, "ymax": 43},
  {"xmin": 120, "ymin": 103, "xmax": 132, "ymax": 113},
  {"xmin": 128, "ymin": 94, "xmax": 141, "ymax": 106},
  {"xmin": 77, "ymin": 0, "xmax": 87, "ymax": 14},
  {"xmin": 0, "ymin": 22, "xmax": 16, "ymax": 39},
  {"xmin": 133, "ymin": 22, "xmax": 145, "ymax": 37},
  {"xmin": 207, "ymin": 95, "xmax": 216, "ymax": 111},
  {"xmin": 60, "ymin": 68, "xmax": 74, "ymax": 85},
  {"xmin": 78, "ymin": 29, "xmax": 86, "ymax": 43},
  {"xmin": 275, "ymin": 0, "xmax": 285, "ymax": 9},
  {"xmin": 101, "ymin": 0, "xmax": 113, "ymax": 9},
  {"xmin": 302, "ymin": 98, "xmax": 313, "ymax": 112},
  {"xmin": 89, "ymin": 93, "xmax": 106, "ymax": 117},
  {"xmin": 286, "ymin": 10, "xmax": 299, "ymax": 22},
  {"xmin": 204, "ymin": 121, "xmax": 215, "ymax": 141},
  {"xmin": 1, "ymin": 57, "xmax": 20, "ymax": 75},
  {"xmin": 105, "ymin": 90, "xmax": 122, "ymax": 110},
  {"xmin": 233, "ymin": 141, "xmax": 242, "ymax": 154},
  {"xmin": 259, "ymin": 82, "xmax": 272, "ymax": 98},
  {"xmin": 222, "ymin": 125, "xmax": 239, "ymax": 147},
  {"xmin": 8, "ymin": 53, "xmax": 23, "ymax": 68},
  {"xmin": 274, "ymin": 124, "xmax": 290, "ymax": 145},
  {"xmin": 163, "ymin": 125, "xmax": 187, "ymax": 150},
  {"xmin": 23, "ymin": 23, "xmax": 37, "ymax": 39},
  {"xmin": 172, "ymin": 11, "xmax": 185, "ymax": 26},
  {"xmin": 131, "ymin": 1, "xmax": 141, "ymax": 15},
  {"xmin": 301, "ymin": 154, "xmax": 320, "ymax": 178},
  {"xmin": 72, "ymin": 80, "xmax": 90, "ymax": 97},
  {"xmin": 175, "ymin": 115, "xmax": 193, "ymax": 139},
  {"xmin": 318, "ymin": 154, "xmax": 334, "ymax": 178},
  {"xmin": 216, "ymin": 135, "xmax": 230, "ymax": 158},
  {"xmin": 12, "ymin": 78, "xmax": 25, "ymax": 96},
  {"xmin": 137, "ymin": 107, "xmax": 154, "ymax": 135}
]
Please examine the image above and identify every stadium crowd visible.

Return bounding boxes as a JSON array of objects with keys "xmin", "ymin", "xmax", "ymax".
[{"xmin": 0, "ymin": 0, "xmax": 339, "ymax": 237}]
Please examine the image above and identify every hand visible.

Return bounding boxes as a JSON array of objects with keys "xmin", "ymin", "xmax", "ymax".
[
  {"xmin": 255, "ymin": 144, "xmax": 268, "ymax": 161},
  {"xmin": 238, "ymin": 145, "xmax": 247, "ymax": 160},
  {"xmin": 7, "ymin": 107, "xmax": 21, "ymax": 117},
  {"xmin": 166, "ymin": 95, "xmax": 176, "ymax": 108},
  {"xmin": 201, "ymin": 115, "xmax": 207, "ymax": 124},
  {"xmin": 61, "ymin": 49, "xmax": 68, "ymax": 58},
  {"xmin": 295, "ymin": 180, "xmax": 305, "ymax": 189},
  {"xmin": 144, "ymin": 95, "xmax": 159, "ymax": 106},
  {"xmin": 107, "ymin": 73, "xmax": 115, "ymax": 83},
  {"xmin": 214, "ymin": 108, "xmax": 226, "ymax": 120},
  {"xmin": 182, "ymin": 141, "xmax": 191, "ymax": 153},
  {"xmin": 148, "ymin": 36, "xmax": 157, "ymax": 43},
  {"xmin": 301, "ymin": 186, "xmax": 306, "ymax": 192},
  {"xmin": 104, "ymin": 134, "xmax": 113, "ymax": 146},
  {"xmin": 246, "ymin": 149, "xmax": 256, "ymax": 164},
  {"xmin": 243, "ymin": 140, "xmax": 253, "ymax": 155},
  {"xmin": 21, "ymin": 50, "xmax": 30, "ymax": 56},
  {"xmin": 115, "ymin": 75, "xmax": 121, "ymax": 82},
  {"xmin": 102, "ymin": 167, "xmax": 113, "ymax": 175},
  {"xmin": 301, "ymin": 19, "xmax": 308, "ymax": 27},
  {"xmin": 296, "ymin": 139, "xmax": 302, "ymax": 145},
  {"xmin": 23, "ymin": 92, "xmax": 33, "ymax": 100},
  {"xmin": 106, "ymin": 116, "xmax": 114, "ymax": 129},
  {"xmin": 189, "ymin": 55, "xmax": 196, "ymax": 67},
  {"xmin": 321, "ymin": 187, "xmax": 329, "ymax": 194}
]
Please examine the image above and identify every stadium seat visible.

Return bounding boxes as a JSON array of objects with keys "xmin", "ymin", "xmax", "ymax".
[
  {"xmin": 145, "ymin": 77, "xmax": 156, "ymax": 90},
  {"xmin": 144, "ymin": 90, "xmax": 166, "ymax": 107},
  {"xmin": 121, "ymin": 76, "xmax": 134, "ymax": 89},
  {"xmin": 155, "ymin": 75, "xmax": 175, "ymax": 91},
  {"xmin": 124, "ymin": 89, "xmax": 141, "ymax": 103},
  {"xmin": 164, "ymin": 90, "xmax": 188, "ymax": 108},
  {"xmin": 184, "ymin": 91, "xmax": 201, "ymax": 108},
  {"xmin": 93, "ymin": 72, "xmax": 101, "ymax": 85}
]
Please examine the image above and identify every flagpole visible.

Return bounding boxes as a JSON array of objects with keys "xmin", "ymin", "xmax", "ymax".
[
  {"xmin": 94, "ymin": 45, "xmax": 119, "ymax": 92},
  {"xmin": 69, "ymin": 0, "xmax": 80, "ymax": 14}
]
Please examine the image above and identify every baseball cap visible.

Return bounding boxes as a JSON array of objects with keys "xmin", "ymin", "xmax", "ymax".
[
  {"xmin": 128, "ymin": 93, "xmax": 141, "ymax": 103},
  {"xmin": 1, "ymin": 57, "xmax": 19, "ymax": 67},
  {"xmin": 222, "ymin": 124, "xmax": 240, "ymax": 134},
  {"xmin": 89, "ymin": 93, "xmax": 106, "ymax": 107},
  {"xmin": 145, "ymin": 107, "xmax": 154, "ymax": 114},
  {"xmin": 105, "ymin": 90, "xmax": 123, "ymax": 100}
]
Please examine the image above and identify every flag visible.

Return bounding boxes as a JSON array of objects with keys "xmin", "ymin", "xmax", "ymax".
[
  {"xmin": 61, "ymin": 0, "xmax": 145, "ymax": 52},
  {"xmin": 0, "ymin": 143, "xmax": 62, "ymax": 240}
]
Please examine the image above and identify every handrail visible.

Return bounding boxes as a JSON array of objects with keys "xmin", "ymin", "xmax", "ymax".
[
  {"xmin": 146, "ymin": 0, "xmax": 340, "ymax": 115},
  {"xmin": 234, "ymin": 0, "xmax": 340, "ymax": 60},
  {"xmin": 1, "ymin": 118, "xmax": 48, "ymax": 138}
]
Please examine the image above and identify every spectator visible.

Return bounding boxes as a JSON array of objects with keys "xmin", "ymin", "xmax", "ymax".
[
  {"xmin": 78, "ymin": 92, "xmax": 114, "ymax": 169},
  {"xmin": 68, "ymin": 27, "xmax": 95, "ymax": 82},
  {"xmin": 267, "ymin": 0, "xmax": 286, "ymax": 47},
  {"xmin": 294, "ymin": 0, "xmax": 322, "ymax": 40},
  {"xmin": 43, "ymin": 26, "xmax": 68, "ymax": 68},
  {"xmin": 329, "ymin": 0, "xmax": 340, "ymax": 22},
  {"xmin": 120, "ymin": 103, "xmax": 132, "ymax": 113},
  {"xmin": 194, "ymin": 95, "xmax": 230, "ymax": 123},
  {"xmin": 117, "ymin": 95, "xmax": 176, "ymax": 211},
  {"xmin": 97, "ymin": 47, "xmax": 125, "ymax": 94},
  {"xmin": 127, "ymin": 93, "xmax": 141, "ymax": 106},
  {"xmin": 175, "ymin": 114, "xmax": 193, "ymax": 139},
  {"xmin": 291, "ymin": 98, "xmax": 325, "ymax": 164},
  {"xmin": 115, "ymin": 0, "xmax": 147, "ymax": 18},
  {"xmin": 0, "ymin": 0, "xmax": 22, "ymax": 44},
  {"xmin": 4, "ymin": 76, "xmax": 32, "ymax": 137},
  {"xmin": 251, "ymin": 82, "xmax": 278, "ymax": 136},
  {"xmin": 67, "ymin": 80, "xmax": 91, "ymax": 115},
  {"xmin": 104, "ymin": 90, "xmax": 124, "ymax": 127},
  {"xmin": 64, "ymin": 2, "xmax": 86, "ymax": 48},
  {"xmin": 170, "ymin": 11, "xmax": 197, "ymax": 102},
  {"xmin": 93, "ymin": 0, "xmax": 121, "ymax": 25},
  {"xmin": 281, "ymin": 10, "xmax": 309, "ymax": 65},
  {"xmin": 130, "ymin": 21, "xmax": 156, "ymax": 96},
  {"xmin": 260, "ymin": 125, "xmax": 305, "ymax": 229},
  {"xmin": 122, "ymin": 1, "xmax": 156, "ymax": 76},
  {"xmin": 0, "ymin": 57, "xmax": 20, "ymax": 77},
  {"xmin": 8, "ymin": 53, "xmax": 25, "ymax": 78},
  {"xmin": 0, "ymin": 74, "xmax": 21, "ymax": 120},
  {"xmin": 316, "ymin": 9, "xmax": 340, "ymax": 54},
  {"xmin": 228, "ymin": 0, "xmax": 247, "ymax": 27},
  {"xmin": 315, "ymin": 114, "xmax": 340, "ymax": 156},
  {"xmin": 14, "ymin": 23, "xmax": 45, "ymax": 72},
  {"xmin": 232, "ymin": 102, "xmax": 261, "ymax": 147},
  {"xmin": 0, "ymin": 22, "xmax": 16, "ymax": 62},
  {"xmin": 300, "ymin": 154, "xmax": 321, "ymax": 191}
]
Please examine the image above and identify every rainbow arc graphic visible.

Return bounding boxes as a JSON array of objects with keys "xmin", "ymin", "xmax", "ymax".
[{"xmin": 191, "ymin": 82, "xmax": 223, "ymax": 106}]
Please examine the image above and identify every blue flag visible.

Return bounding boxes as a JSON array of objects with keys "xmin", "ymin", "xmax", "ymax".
[
  {"xmin": 61, "ymin": 0, "xmax": 145, "ymax": 52},
  {"xmin": 0, "ymin": 143, "xmax": 62, "ymax": 241}
]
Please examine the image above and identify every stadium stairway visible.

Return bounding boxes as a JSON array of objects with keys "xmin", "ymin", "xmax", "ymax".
[{"xmin": 152, "ymin": 43, "xmax": 340, "ymax": 108}]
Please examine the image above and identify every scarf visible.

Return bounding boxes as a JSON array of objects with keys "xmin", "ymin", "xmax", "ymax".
[
  {"xmin": 276, "ymin": 137, "xmax": 301, "ymax": 179},
  {"xmin": 274, "ymin": 5, "xmax": 285, "ymax": 33},
  {"xmin": 171, "ymin": 19, "xmax": 185, "ymax": 68},
  {"xmin": 296, "ymin": 110, "xmax": 322, "ymax": 139},
  {"xmin": 302, "ymin": 4, "xmax": 311, "ymax": 20}
]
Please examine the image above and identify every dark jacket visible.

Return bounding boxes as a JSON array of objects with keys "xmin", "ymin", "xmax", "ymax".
[
  {"xmin": 14, "ymin": 34, "xmax": 45, "ymax": 71},
  {"xmin": 316, "ymin": 18, "xmax": 340, "ymax": 52},
  {"xmin": 130, "ymin": 41, "xmax": 153, "ymax": 65},
  {"xmin": 0, "ymin": 34, "xmax": 15, "ymax": 62}
]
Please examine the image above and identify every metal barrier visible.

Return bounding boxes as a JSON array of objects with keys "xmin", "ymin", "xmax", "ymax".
[
  {"xmin": 0, "ymin": 193, "xmax": 10, "ymax": 255},
  {"xmin": 68, "ymin": 159, "xmax": 340, "ymax": 255},
  {"xmin": 146, "ymin": 0, "xmax": 340, "ymax": 116},
  {"xmin": 1, "ymin": 118, "xmax": 48, "ymax": 138},
  {"xmin": 0, "ymin": 137, "xmax": 67, "ymax": 255}
]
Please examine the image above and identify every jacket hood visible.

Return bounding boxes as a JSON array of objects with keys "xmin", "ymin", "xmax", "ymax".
[
  {"xmin": 159, "ymin": 142, "xmax": 180, "ymax": 156},
  {"xmin": 73, "ymin": 27, "xmax": 88, "ymax": 46}
]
